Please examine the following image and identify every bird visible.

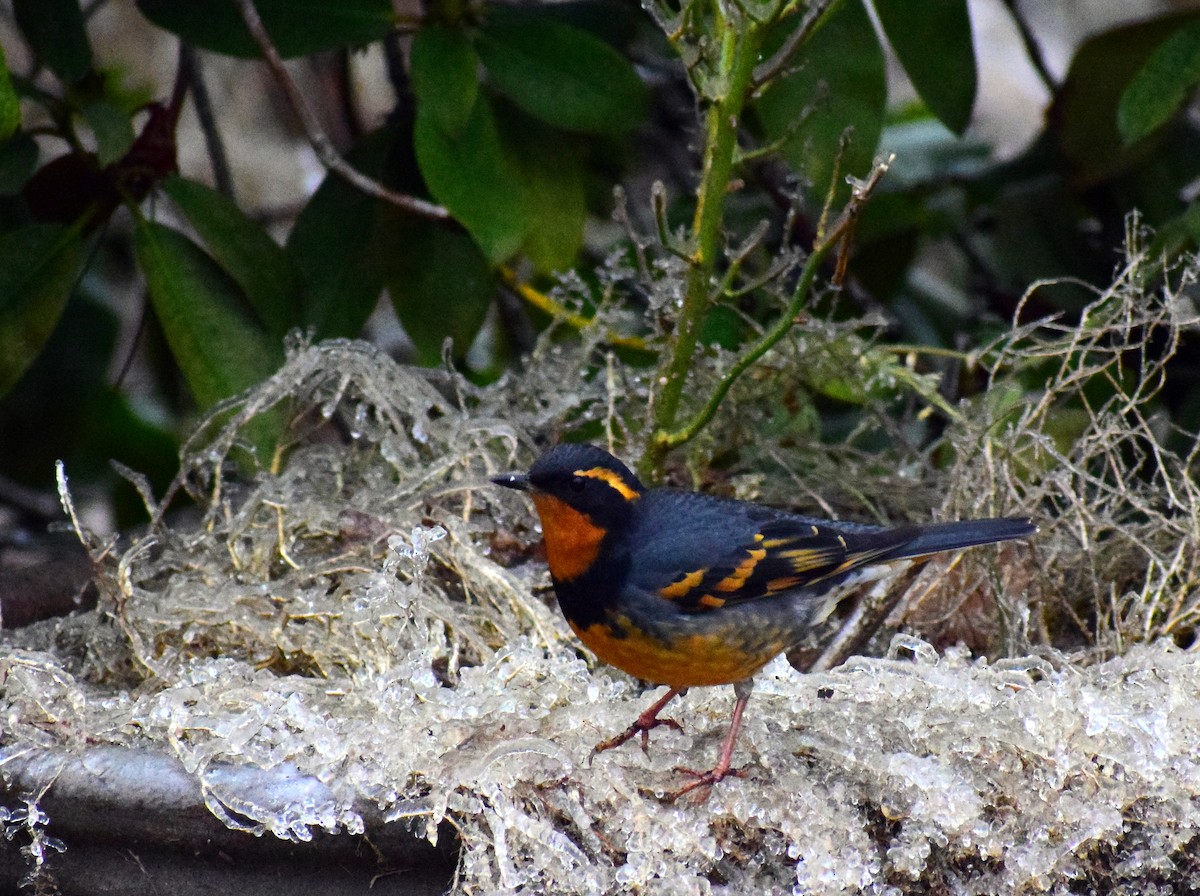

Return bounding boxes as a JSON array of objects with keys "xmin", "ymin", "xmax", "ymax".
[{"xmin": 492, "ymin": 443, "xmax": 1035, "ymax": 799}]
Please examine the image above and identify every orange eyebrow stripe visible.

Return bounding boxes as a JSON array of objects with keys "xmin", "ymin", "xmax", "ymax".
[
  {"xmin": 660, "ymin": 568, "xmax": 706, "ymax": 599},
  {"xmin": 575, "ymin": 466, "xmax": 640, "ymax": 501},
  {"xmin": 714, "ymin": 547, "xmax": 767, "ymax": 592}
]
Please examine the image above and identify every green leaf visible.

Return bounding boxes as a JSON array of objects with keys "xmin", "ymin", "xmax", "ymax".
[
  {"xmin": 0, "ymin": 293, "xmax": 118, "ymax": 482},
  {"xmin": 382, "ymin": 220, "xmax": 495, "ymax": 365},
  {"xmin": 0, "ymin": 44, "xmax": 20, "ymax": 141},
  {"xmin": 755, "ymin": 0, "xmax": 887, "ymax": 205},
  {"xmin": 286, "ymin": 127, "xmax": 402, "ymax": 338},
  {"xmin": 415, "ymin": 93, "xmax": 528, "ymax": 263},
  {"xmin": 411, "ymin": 24, "xmax": 479, "ymax": 138},
  {"xmin": 1053, "ymin": 10, "xmax": 1200, "ymax": 185},
  {"xmin": 84, "ymin": 388, "xmax": 180, "ymax": 526},
  {"xmin": 533, "ymin": 0, "xmax": 655, "ymax": 51},
  {"xmin": 0, "ymin": 132, "xmax": 38, "ymax": 193},
  {"xmin": 163, "ymin": 176, "xmax": 301, "ymax": 339},
  {"xmin": 81, "ymin": 101, "xmax": 135, "ymax": 166},
  {"xmin": 1118, "ymin": 19, "xmax": 1200, "ymax": 144},
  {"xmin": 698, "ymin": 305, "xmax": 744, "ymax": 351},
  {"xmin": 501, "ymin": 116, "xmax": 586, "ymax": 272},
  {"xmin": 876, "ymin": 116, "xmax": 990, "ymax": 188},
  {"xmin": 136, "ymin": 0, "xmax": 393, "ymax": 59},
  {"xmin": 134, "ymin": 218, "xmax": 282, "ymax": 408},
  {"xmin": 1137, "ymin": 201, "xmax": 1200, "ymax": 283},
  {"xmin": 873, "ymin": 0, "xmax": 976, "ymax": 135},
  {"xmin": 477, "ymin": 4, "xmax": 648, "ymax": 135},
  {"xmin": 0, "ymin": 224, "xmax": 86, "ymax": 397},
  {"xmin": 13, "ymin": 0, "xmax": 92, "ymax": 83}
]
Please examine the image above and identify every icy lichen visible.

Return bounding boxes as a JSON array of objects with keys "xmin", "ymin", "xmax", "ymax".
[
  {"xmin": 3, "ymin": 335, "xmax": 1200, "ymax": 894},
  {"xmin": 1, "ymin": 796, "xmax": 65, "ymax": 889}
]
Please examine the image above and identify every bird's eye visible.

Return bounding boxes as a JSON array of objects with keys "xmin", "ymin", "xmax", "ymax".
[{"xmin": 569, "ymin": 476, "xmax": 587, "ymax": 493}]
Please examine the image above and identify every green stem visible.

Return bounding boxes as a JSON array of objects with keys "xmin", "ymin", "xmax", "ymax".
[
  {"xmin": 643, "ymin": 10, "xmax": 764, "ymax": 479},
  {"xmin": 659, "ymin": 240, "xmax": 833, "ymax": 453},
  {"xmin": 659, "ymin": 156, "xmax": 893, "ymax": 451}
]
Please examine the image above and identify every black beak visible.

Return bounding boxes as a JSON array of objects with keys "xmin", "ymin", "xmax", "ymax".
[{"xmin": 491, "ymin": 472, "xmax": 532, "ymax": 492}]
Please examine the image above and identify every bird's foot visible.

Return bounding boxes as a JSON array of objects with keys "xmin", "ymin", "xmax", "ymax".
[
  {"xmin": 589, "ymin": 687, "xmax": 687, "ymax": 763},
  {"xmin": 590, "ymin": 715, "xmax": 684, "ymax": 761},
  {"xmin": 662, "ymin": 763, "xmax": 745, "ymax": 802}
]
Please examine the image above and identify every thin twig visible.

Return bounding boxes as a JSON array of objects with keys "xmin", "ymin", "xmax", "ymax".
[
  {"xmin": 655, "ymin": 154, "xmax": 893, "ymax": 453},
  {"xmin": 714, "ymin": 219, "xmax": 771, "ymax": 298},
  {"xmin": 178, "ymin": 46, "xmax": 235, "ymax": 198},
  {"xmin": 999, "ymin": 0, "xmax": 1057, "ymax": 93},
  {"xmin": 496, "ymin": 267, "xmax": 649, "ymax": 352},
  {"xmin": 232, "ymin": 0, "xmax": 449, "ymax": 221},
  {"xmin": 751, "ymin": 0, "xmax": 835, "ymax": 88}
]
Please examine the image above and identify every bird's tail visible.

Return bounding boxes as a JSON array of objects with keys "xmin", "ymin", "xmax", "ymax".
[{"xmin": 888, "ymin": 517, "xmax": 1036, "ymax": 561}]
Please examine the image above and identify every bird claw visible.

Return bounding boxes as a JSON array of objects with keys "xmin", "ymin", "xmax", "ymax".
[
  {"xmin": 663, "ymin": 764, "xmax": 746, "ymax": 802},
  {"xmin": 590, "ymin": 715, "xmax": 684, "ymax": 762}
]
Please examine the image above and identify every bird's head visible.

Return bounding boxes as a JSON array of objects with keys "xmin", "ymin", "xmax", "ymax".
[
  {"xmin": 492, "ymin": 444, "xmax": 644, "ymax": 581},
  {"xmin": 493, "ymin": 443, "xmax": 643, "ymax": 527}
]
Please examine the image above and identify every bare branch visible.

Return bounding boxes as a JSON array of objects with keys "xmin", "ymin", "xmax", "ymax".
[
  {"xmin": 233, "ymin": 0, "xmax": 450, "ymax": 221},
  {"xmin": 751, "ymin": 0, "xmax": 835, "ymax": 89}
]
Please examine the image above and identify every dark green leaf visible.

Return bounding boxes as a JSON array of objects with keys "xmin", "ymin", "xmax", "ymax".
[
  {"xmin": 1138, "ymin": 201, "xmax": 1200, "ymax": 282},
  {"xmin": 84, "ymin": 389, "xmax": 180, "ymax": 526},
  {"xmin": 382, "ymin": 221, "xmax": 494, "ymax": 365},
  {"xmin": 755, "ymin": 0, "xmax": 886, "ymax": 205},
  {"xmin": 1118, "ymin": 19, "xmax": 1200, "ymax": 144},
  {"xmin": 163, "ymin": 176, "xmax": 301, "ymax": 339},
  {"xmin": 501, "ymin": 116, "xmax": 586, "ymax": 272},
  {"xmin": 81, "ymin": 101, "xmax": 135, "ymax": 166},
  {"xmin": 0, "ymin": 44, "xmax": 20, "ymax": 141},
  {"xmin": 986, "ymin": 176, "xmax": 1099, "ymax": 311},
  {"xmin": 136, "ymin": 0, "xmax": 393, "ymax": 58},
  {"xmin": 0, "ymin": 132, "xmax": 38, "ymax": 193},
  {"xmin": 134, "ymin": 218, "xmax": 282, "ymax": 408},
  {"xmin": 849, "ymin": 191, "xmax": 925, "ymax": 301},
  {"xmin": 873, "ymin": 0, "xmax": 976, "ymax": 135},
  {"xmin": 1053, "ymin": 10, "xmax": 1200, "ymax": 185},
  {"xmin": 0, "ymin": 223, "xmax": 86, "ymax": 397},
  {"xmin": 877, "ymin": 117, "xmax": 990, "ymax": 188},
  {"xmin": 477, "ymin": 4, "xmax": 648, "ymax": 135},
  {"xmin": 533, "ymin": 0, "xmax": 656, "ymax": 52},
  {"xmin": 286, "ymin": 127, "xmax": 403, "ymax": 338},
  {"xmin": 411, "ymin": 24, "xmax": 479, "ymax": 138},
  {"xmin": 0, "ymin": 293, "xmax": 119, "ymax": 484},
  {"xmin": 13, "ymin": 0, "xmax": 92, "ymax": 83},
  {"xmin": 698, "ymin": 305, "xmax": 744, "ymax": 351},
  {"xmin": 415, "ymin": 93, "xmax": 528, "ymax": 263}
]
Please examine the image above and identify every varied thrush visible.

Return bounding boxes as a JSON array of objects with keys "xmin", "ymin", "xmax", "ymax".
[{"xmin": 494, "ymin": 443, "xmax": 1035, "ymax": 799}]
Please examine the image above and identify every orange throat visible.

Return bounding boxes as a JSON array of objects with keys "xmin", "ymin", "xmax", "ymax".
[{"xmin": 532, "ymin": 494, "xmax": 607, "ymax": 582}]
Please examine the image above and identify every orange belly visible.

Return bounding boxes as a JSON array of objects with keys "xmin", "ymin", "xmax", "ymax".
[{"xmin": 570, "ymin": 618, "xmax": 785, "ymax": 688}]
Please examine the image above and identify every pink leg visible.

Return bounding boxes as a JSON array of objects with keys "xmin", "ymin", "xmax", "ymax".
[
  {"xmin": 591, "ymin": 687, "xmax": 686, "ymax": 758},
  {"xmin": 666, "ymin": 680, "xmax": 752, "ymax": 801}
]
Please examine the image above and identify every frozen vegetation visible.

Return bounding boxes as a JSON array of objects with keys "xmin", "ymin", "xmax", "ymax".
[{"xmin": 3, "ymin": 248, "xmax": 1200, "ymax": 893}]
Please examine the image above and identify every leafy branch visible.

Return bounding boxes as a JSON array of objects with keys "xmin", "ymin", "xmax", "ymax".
[
  {"xmin": 637, "ymin": 0, "xmax": 883, "ymax": 479},
  {"xmin": 648, "ymin": 156, "xmax": 894, "ymax": 464}
]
